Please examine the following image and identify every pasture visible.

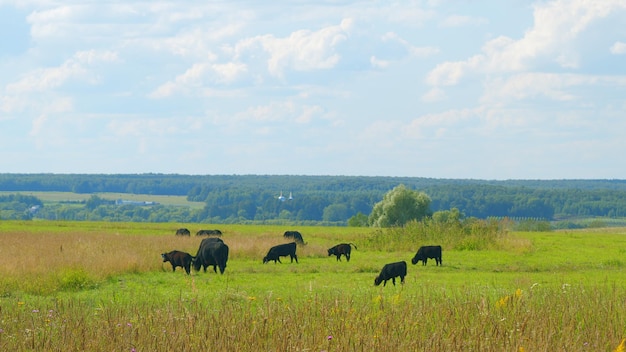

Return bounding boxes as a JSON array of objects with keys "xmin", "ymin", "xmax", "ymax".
[{"xmin": 1, "ymin": 221, "xmax": 626, "ymax": 351}]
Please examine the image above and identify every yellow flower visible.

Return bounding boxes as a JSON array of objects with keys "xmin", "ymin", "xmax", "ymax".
[
  {"xmin": 17, "ymin": 301, "xmax": 25, "ymax": 307},
  {"xmin": 518, "ymin": 347, "xmax": 525, "ymax": 352},
  {"xmin": 614, "ymin": 338, "xmax": 626, "ymax": 352},
  {"xmin": 496, "ymin": 295, "xmax": 510, "ymax": 308}
]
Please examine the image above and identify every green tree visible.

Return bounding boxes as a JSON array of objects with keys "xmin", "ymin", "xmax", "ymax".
[
  {"xmin": 368, "ymin": 184, "xmax": 432, "ymax": 227},
  {"xmin": 348, "ymin": 212, "xmax": 369, "ymax": 227},
  {"xmin": 323, "ymin": 204, "xmax": 348, "ymax": 222},
  {"xmin": 432, "ymin": 207, "xmax": 463, "ymax": 224}
]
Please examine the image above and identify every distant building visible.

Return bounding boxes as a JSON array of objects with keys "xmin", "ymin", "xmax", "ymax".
[{"xmin": 115, "ymin": 199, "xmax": 158, "ymax": 206}]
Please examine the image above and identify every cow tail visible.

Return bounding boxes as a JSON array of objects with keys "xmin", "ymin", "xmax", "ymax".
[{"xmin": 350, "ymin": 243, "xmax": 358, "ymax": 250}]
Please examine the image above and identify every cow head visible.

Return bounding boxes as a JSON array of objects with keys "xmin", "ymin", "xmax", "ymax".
[
  {"xmin": 374, "ymin": 276, "xmax": 383, "ymax": 286},
  {"xmin": 161, "ymin": 253, "xmax": 169, "ymax": 262}
]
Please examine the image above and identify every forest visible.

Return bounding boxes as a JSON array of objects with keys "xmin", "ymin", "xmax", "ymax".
[{"xmin": 1, "ymin": 173, "xmax": 626, "ymax": 226}]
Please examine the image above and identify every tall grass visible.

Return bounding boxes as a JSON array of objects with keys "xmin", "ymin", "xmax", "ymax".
[
  {"xmin": 1, "ymin": 221, "xmax": 626, "ymax": 351},
  {"xmin": 367, "ymin": 217, "xmax": 522, "ymax": 252},
  {"xmin": 2, "ymin": 282, "xmax": 625, "ymax": 351}
]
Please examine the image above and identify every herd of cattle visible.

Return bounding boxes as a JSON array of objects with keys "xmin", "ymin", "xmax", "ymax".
[{"xmin": 162, "ymin": 228, "xmax": 443, "ymax": 287}]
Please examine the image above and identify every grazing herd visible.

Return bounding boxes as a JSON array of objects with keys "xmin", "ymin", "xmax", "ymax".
[{"xmin": 163, "ymin": 228, "xmax": 443, "ymax": 287}]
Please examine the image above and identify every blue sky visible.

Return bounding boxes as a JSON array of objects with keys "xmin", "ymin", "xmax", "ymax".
[{"xmin": 1, "ymin": 0, "xmax": 625, "ymax": 179}]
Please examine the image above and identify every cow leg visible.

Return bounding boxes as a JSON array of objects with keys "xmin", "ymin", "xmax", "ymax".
[
  {"xmin": 184, "ymin": 264, "xmax": 190, "ymax": 275},
  {"xmin": 400, "ymin": 275, "xmax": 405, "ymax": 284},
  {"xmin": 336, "ymin": 255, "xmax": 341, "ymax": 261},
  {"xmin": 346, "ymin": 253, "xmax": 350, "ymax": 262},
  {"xmin": 212, "ymin": 265, "xmax": 218, "ymax": 273},
  {"xmin": 294, "ymin": 254, "xmax": 298, "ymax": 263},
  {"xmin": 277, "ymin": 257, "xmax": 282, "ymax": 264}
]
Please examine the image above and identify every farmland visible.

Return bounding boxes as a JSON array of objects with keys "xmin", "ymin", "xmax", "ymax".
[{"xmin": 1, "ymin": 221, "xmax": 626, "ymax": 351}]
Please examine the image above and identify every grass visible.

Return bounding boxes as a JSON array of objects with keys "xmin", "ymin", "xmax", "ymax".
[{"xmin": 1, "ymin": 221, "xmax": 626, "ymax": 351}]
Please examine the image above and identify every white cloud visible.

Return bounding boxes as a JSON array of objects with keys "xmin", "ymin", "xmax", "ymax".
[
  {"xmin": 235, "ymin": 18, "xmax": 353, "ymax": 77},
  {"xmin": 370, "ymin": 56, "xmax": 389, "ymax": 69},
  {"xmin": 234, "ymin": 101, "xmax": 326, "ymax": 126},
  {"xmin": 610, "ymin": 41, "xmax": 626, "ymax": 54},
  {"xmin": 404, "ymin": 109, "xmax": 475, "ymax": 140},
  {"xmin": 6, "ymin": 50, "xmax": 118, "ymax": 94},
  {"xmin": 481, "ymin": 73, "xmax": 626, "ymax": 105},
  {"xmin": 421, "ymin": 87, "xmax": 446, "ymax": 102},
  {"xmin": 426, "ymin": 0, "xmax": 626, "ymax": 86}
]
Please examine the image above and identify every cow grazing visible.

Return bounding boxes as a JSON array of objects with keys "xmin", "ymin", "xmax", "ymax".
[
  {"xmin": 196, "ymin": 229, "xmax": 223, "ymax": 236},
  {"xmin": 283, "ymin": 230, "xmax": 305, "ymax": 244},
  {"xmin": 263, "ymin": 242, "xmax": 298, "ymax": 264},
  {"xmin": 175, "ymin": 228, "xmax": 190, "ymax": 236},
  {"xmin": 411, "ymin": 245, "xmax": 442, "ymax": 266},
  {"xmin": 327, "ymin": 243, "xmax": 357, "ymax": 262},
  {"xmin": 374, "ymin": 261, "xmax": 407, "ymax": 286},
  {"xmin": 161, "ymin": 250, "xmax": 193, "ymax": 275},
  {"xmin": 193, "ymin": 238, "xmax": 229, "ymax": 274}
]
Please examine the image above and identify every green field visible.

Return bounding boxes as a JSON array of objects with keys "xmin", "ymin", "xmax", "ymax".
[
  {"xmin": 1, "ymin": 221, "xmax": 625, "ymax": 351},
  {"xmin": 0, "ymin": 191, "xmax": 204, "ymax": 208}
]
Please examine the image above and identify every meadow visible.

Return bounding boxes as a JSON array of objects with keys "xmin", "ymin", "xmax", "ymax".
[{"xmin": 1, "ymin": 220, "xmax": 626, "ymax": 351}]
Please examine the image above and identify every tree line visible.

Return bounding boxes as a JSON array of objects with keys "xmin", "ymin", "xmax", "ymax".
[{"xmin": 1, "ymin": 173, "xmax": 625, "ymax": 224}]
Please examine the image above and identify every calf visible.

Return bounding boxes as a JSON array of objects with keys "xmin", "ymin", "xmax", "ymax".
[
  {"xmin": 263, "ymin": 242, "xmax": 298, "ymax": 264},
  {"xmin": 327, "ymin": 243, "xmax": 357, "ymax": 262},
  {"xmin": 374, "ymin": 261, "xmax": 407, "ymax": 286},
  {"xmin": 161, "ymin": 250, "xmax": 193, "ymax": 275},
  {"xmin": 411, "ymin": 245, "xmax": 442, "ymax": 266}
]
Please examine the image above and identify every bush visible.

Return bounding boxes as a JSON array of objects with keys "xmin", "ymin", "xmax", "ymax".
[
  {"xmin": 59, "ymin": 269, "xmax": 98, "ymax": 291},
  {"xmin": 367, "ymin": 217, "xmax": 510, "ymax": 251}
]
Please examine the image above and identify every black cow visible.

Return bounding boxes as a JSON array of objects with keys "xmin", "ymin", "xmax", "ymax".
[
  {"xmin": 374, "ymin": 261, "xmax": 407, "ymax": 286},
  {"xmin": 196, "ymin": 229, "xmax": 223, "ymax": 236},
  {"xmin": 263, "ymin": 242, "xmax": 298, "ymax": 264},
  {"xmin": 193, "ymin": 238, "xmax": 229, "ymax": 274},
  {"xmin": 161, "ymin": 250, "xmax": 193, "ymax": 275},
  {"xmin": 411, "ymin": 245, "xmax": 442, "ymax": 266},
  {"xmin": 175, "ymin": 228, "xmax": 190, "ymax": 236},
  {"xmin": 327, "ymin": 243, "xmax": 357, "ymax": 262},
  {"xmin": 283, "ymin": 231, "xmax": 305, "ymax": 244}
]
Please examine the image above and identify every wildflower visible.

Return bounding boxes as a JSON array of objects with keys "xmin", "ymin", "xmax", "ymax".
[
  {"xmin": 17, "ymin": 301, "xmax": 25, "ymax": 307},
  {"xmin": 614, "ymin": 338, "xmax": 626, "ymax": 352},
  {"xmin": 32, "ymin": 309, "xmax": 39, "ymax": 313},
  {"xmin": 127, "ymin": 323, "xmax": 132, "ymax": 327},
  {"xmin": 247, "ymin": 296, "xmax": 256, "ymax": 301},
  {"xmin": 327, "ymin": 335, "xmax": 333, "ymax": 341},
  {"xmin": 496, "ymin": 295, "xmax": 510, "ymax": 308},
  {"xmin": 519, "ymin": 347, "xmax": 525, "ymax": 352}
]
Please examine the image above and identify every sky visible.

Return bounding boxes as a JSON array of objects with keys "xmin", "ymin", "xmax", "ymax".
[{"xmin": 1, "ymin": 0, "xmax": 625, "ymax": 180}]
